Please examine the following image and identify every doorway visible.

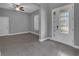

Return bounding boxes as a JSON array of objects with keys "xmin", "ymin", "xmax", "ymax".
[{"xmin": 0, "ymin": 17, "xmax": 9, "ymax": 36}]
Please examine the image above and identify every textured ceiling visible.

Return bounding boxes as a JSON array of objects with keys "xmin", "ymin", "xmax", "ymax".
[{"xmin": 0, "ymin": 3, "xmax": 40, "ymax": 13}]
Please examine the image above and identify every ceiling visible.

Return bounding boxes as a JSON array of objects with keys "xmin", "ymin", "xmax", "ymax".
[{"xmin": 0, "ymin": 3, "xmax": 40, "ymax": 13}]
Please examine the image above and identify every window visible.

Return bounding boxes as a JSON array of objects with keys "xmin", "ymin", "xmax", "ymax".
[
  {"xmin": 59, "ymin": 11, "xmax": 69, "ymax": 34},
  {"xmin": 34, "ymin": 15, "xmax": 39, "ymax": 30}
]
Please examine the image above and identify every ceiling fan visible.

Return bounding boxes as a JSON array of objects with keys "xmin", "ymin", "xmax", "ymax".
[
  {"xmin": 8, "ymin": 3, "xmax": 39, "ymax": 13},
  {"xmin": 15, "ymin": 3, "xmax": 24, "ymax": 11}
]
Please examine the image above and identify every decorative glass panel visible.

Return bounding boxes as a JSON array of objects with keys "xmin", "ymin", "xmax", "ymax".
[{"xmin": 59, "ymin": 11, "xmax": 69, "ymax": 34}]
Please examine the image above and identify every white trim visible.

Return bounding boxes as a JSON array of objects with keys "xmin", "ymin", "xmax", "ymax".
[
  {"xmin": 8, "ymin": 31, "xmax": 30, "ymax": 36},
  {"xmin": 29, "ymin": 31, "xmax": 39, "ymax": 35},
  {"xmin": 0, "ymin": 31, "xmax": 39, "ymax": 37},
  {"xmin": 0, "ymin": 31, "xmax": 30, "ymax": 37},
  {"xmin": 39, "ymin": 37, "xmax": 51, "ymax": 42},
  {"xmin": 39, "ymin": 38, "xmax": 46, "ymax": 42},
  {"xmin": 74, "ymin": 45, "xmax": 79, "ymax": 49}
]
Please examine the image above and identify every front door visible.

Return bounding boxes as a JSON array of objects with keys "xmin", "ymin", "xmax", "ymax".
[{"xmin": 52, "ymin": 4, "xmax": 74, "ymax": 46}]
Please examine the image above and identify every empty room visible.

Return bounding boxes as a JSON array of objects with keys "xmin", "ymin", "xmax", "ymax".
[{"xmin": 0, "ymin": 3, "xmax": 79, "ymax": 56}]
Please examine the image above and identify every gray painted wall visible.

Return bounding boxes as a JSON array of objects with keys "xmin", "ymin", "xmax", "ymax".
[
  {"xmin": 74, "ymin": 4, "xmax": 79, "ymax": 46},
  {"xmin": 0, "ymin": 8, "xmax": 30, "ymax": 34}
]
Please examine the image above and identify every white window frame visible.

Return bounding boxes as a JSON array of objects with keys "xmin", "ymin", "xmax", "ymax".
[{"xmin": 34, "ymin": 15, "xmax": 39, "ymax": 31}]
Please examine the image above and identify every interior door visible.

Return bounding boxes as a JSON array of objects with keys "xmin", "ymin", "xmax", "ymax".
[
  {"xmin": 0, "ymin": 17, "xmax": 9, "ymax": 36},
  {"xmin": 52, "ymin": 4, "xmax": 74, "ymax": 46}
]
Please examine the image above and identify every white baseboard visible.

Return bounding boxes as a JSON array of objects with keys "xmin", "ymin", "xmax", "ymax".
[
  {"xmin": 39, "ymin": 38, "xmax": 46, "ymax": 42},
  {"xmin": 39, "ymin": 37, "xmax": 52, "ymax": 42},
  {"xmin": 0, "ymin": 31, "xmax": 39, "ymax": 37},
  {"xmin": 29, "ymin": 31, "xmax": 39, "ymax": 35},
  {"xmin": 74, "ymin": 45, "xmax": 79, "ymax": 49},
  {"xmin": 8, "ymin": 31, "xmax": 30, "ymax": 36}
]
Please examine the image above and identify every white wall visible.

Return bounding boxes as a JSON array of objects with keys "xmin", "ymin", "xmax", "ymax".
[
  {"xmin": 39, "ymin": 4, "xmax": 48, "ymax": 39},
  {"xmin": 0, "ymin": 8, "xmax": 30, "ymax": 34}
]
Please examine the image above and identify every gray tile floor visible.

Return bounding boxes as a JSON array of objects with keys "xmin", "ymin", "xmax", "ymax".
[{"xmin": 0, "ymin": 33, "xmax": 79, "ymax": 56}]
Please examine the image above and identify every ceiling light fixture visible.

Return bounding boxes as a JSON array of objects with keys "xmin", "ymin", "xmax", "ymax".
[
  {"xmin": 15, "ymin": 4, "xmax": 24, "ymax": 11},
  {"xmin": 16, "ymin": 7, "xmax": 20, "ymax": 11}
]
